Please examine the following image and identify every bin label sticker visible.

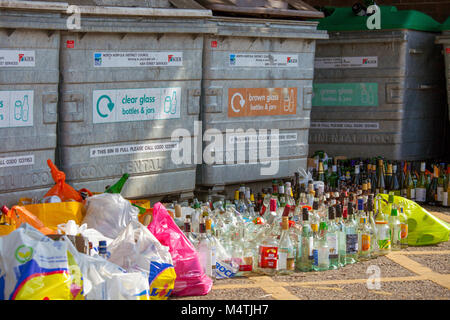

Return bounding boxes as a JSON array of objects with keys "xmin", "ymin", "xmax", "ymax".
[
  {"xmin": 0, "ymin": 50, "xmax": 35, "ymax": 67},
  {"xmin": 93, "ymin": 52, "xmax": 183, "ymax": 67},
  {"xmin": 315, "ymin": 56, "xmax": 377, "ymax": 69},
  {"xmin": 93, "ymin": 87, "xmax": 181, "ymax": 124},
  {"xmin": 0, "ymin": 155, "xmax": 34, "ymax": 168},
  {"xmin": 228, "ymin": 88, "xmax": 297, "ymax": 117},
  {"xmin": 229, "ymin": 53, "xmax": 298, "ymax": 67},
  {"xmin": 311, "ymin": 121, "xmax": 379, "ymax": 130},
  {"xmin": 90, "ymin": 142, "xmax": 179, "ymax": 158},
  {"xmin": 312, "ymin": 83, "xmax": 378, "ymax": 107},
  {"xmin": 446, "ymin": 48, "xmax": 450, "ymax": 54},
  {"xmin": 0, "ymin": 90, "xmax": 34, "ymax": 128}
]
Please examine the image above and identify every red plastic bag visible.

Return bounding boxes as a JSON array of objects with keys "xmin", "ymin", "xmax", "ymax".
[
  {"xmin": 147, "ymin": 202, "xmax": 213, "ymax": 297},
  {"xmin": 44, "ymin": 159, "xmax": 83, "ymax": 202}
]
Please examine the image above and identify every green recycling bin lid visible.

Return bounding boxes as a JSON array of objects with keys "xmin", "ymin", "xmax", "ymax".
[
  {"xmin": 318, "ymin": 6, "xmax": 441, "ymax": 32},
  {"xmin": 441, "ymin": 16, "xmax": 450, "ymax": 31}
]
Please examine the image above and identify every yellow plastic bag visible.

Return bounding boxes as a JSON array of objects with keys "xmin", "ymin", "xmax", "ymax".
[
  {"xmin": 379, "ymin": 194, "xmax": 450, "ymax": 246},
  {"xmin": 23, "ymin": 202, "xmax": 85, "ymax": 233},
  {"xmin": 0, "ymin": 225, "xmax": 16, "ymax": 237}
]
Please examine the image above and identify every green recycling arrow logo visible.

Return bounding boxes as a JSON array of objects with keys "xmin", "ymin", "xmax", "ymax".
[{"xmin": 96, "ymin": 94, "xmax": 114, "ymax": 118}]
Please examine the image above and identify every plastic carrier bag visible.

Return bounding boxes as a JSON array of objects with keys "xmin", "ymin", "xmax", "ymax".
[
  {"xmin": 0, "ymin": 224, "xmax": 73, "ymax": 300},
  {"xmin": 107, "ymin": 220, "xmax": 176, "ymax": 300},
  {"xmin": 63, "ymin": 234, "xmax": 150, "ymax": 300},
  {"xmin": 83, "ymin": 193, "xmax": 139, "ymax": 240},
  {"xmin": 379, "ymin": 194, "xmax": 450, "ymax": 246},
  {"xmin": 147, "ymin": 202, "xmax": 213, "ymax": 297},
  {"xmin": 44, "ymin": 159, "xmax": 83, "ymax": 202}
]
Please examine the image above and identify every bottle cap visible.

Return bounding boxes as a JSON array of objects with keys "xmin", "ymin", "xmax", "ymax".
[
  {"xmin": 313, "ymin": 200, "xmax": 319, "ymax": 210},
  {"xmin": 319, "ymin": 221, "xmax": 328, "ymax": 231},
  {"xmin": 234, "ymin": 190, "xmax": 240, "ymax": 201},
  {"xmin": 173, "ymin": 205, "xmax": 181, "ymax": 218},
  {"xmin": 1, "ymin": 205, "xmax": 9, "ymax": 215},
  {"xmin": 391, "ymin": 208, "xmax": 398, "ymax": 216}
]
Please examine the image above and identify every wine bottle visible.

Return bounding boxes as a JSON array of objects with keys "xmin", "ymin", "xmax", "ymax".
[{"xmin": 416, "ymin": 162, "xmax": 427, "ymax": 204}]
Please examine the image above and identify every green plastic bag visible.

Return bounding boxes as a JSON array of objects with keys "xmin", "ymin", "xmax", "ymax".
[{"xmin": 378, "ymin": 194, "xmax": 450, "ymax": 246}]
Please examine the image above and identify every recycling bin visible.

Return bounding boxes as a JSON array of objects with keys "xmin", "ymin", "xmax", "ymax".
[
  {"xmin": 58, "ymin": 1, "xmax": 215, "ymax": 200},
  {"xmin": 196, "ymin": 3, "xmax": 328, "ymax": 195},
  {"xmin": 309, "ymin": 6, "xmax": 447, "ymax": 161},
  {"xmin": 436, "ymin": 16, "xmax": 450, "ymax": 124},
  {"xmin": 0, "ymin": 4, "xmax": 63, "ymax": 206}
]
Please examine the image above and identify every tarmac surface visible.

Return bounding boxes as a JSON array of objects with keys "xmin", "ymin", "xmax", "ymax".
[{"xmin": 170, "ymin": 205, "xmax": 450, "ymax": 300}]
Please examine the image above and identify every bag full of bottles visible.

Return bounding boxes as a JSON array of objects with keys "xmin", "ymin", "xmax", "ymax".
[{"xmin": 378, "ymin": 194, "xmax": 450, "ymax": 246}]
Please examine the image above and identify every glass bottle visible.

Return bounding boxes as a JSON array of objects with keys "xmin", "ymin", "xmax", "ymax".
[
  {"xmin": 390, "ymin": 163, "xmax": 401, "ymax": 196},
  {"xmin": 399, "ymin": 206, "xmax": 409, "ymax": 249},
  {"xmin": 184, "ymin": 214, "xmax": 198, "ymax": 246},
  {"xmin": 376, "ymin": 159, "xmax": 386, "ymax": 194},
  {"xmin": 389, "ymin": 208, "xmax": 401, "ymax": 251},
  {"xmin": 344, "ymin": 203, "xmax": 358, "ymax": 264},
  {"xmin": 326, "ymin": 206, "xmax": 339, "ymax": 270},
  {"xmin": 336, "ymin": 204, "xmax": 347, "ymax": 267},
  {"xmin": 257, "ymin": 224, "xmax": 279, "ymax": 275},
  {"xmin": 426, "ymin": 165, "xmax": 439, "ymax": 206},
  {"xmin": 278, "ymin": 216, "xmax": 295, "ymax": 275},
  {"xmin": 312, "ymin": 221, "xmax": 330, "ymax": 271},
  {"xmin": 405, "ymin": 162, "xmax": 416, "ymax": 201},
  {"xmin": 104, "ymin": 173, "xmax": 129, "ymax": 194},
  {"xmin": 196, "ymin": 219, "xmax": 213, "ymax": 277},
  {"xmin": 297, "ymin": 207, "xmax": 313, "ymax": 272},
  {"xmin": 416, "ymin": 162, "xmax": 427, "ymax": 204}
]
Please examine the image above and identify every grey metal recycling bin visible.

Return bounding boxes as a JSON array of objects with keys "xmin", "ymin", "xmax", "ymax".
[
  {"xmin": 58, "ymin": 2, "xmax": 215, "ymax": 200},
  {"xmin": 0, "ymin": 3, "xmax": 63, "ymax": 206},
  {"xmin": 197, "ymin": 10, "xmax": 328, "ymax": 195},
  {"xmin": 309, "ymin": 6, "xmax": 447, "ymax": 161}
]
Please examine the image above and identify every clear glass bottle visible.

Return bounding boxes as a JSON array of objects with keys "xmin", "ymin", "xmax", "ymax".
[
  {"xmin": 416, "ymin": 162, "xmax": 427, "ymax": 204},
  {"xmin": 344, "ymin": 203, "xmax": 358, "ymax": 264},
  {"xmin": 375, "ymin": 218, "xmax": 391, "ymax": 256},
  {"xmin": 335, "ymin": 204, "xmax": 347, "ymax": 267},
  {"xmin": 257, "ymin": 224, "xmax": 279, "ymax": 275},
  {"xmin": 196, "ymin": 219, "xmax": 213, "ymax": 277},
  {"xmin": 278, "ymin": 216, "xmax": 295, "ymax": 275},
  {"xmin": 389, "ymin": 208, "xmax": 401, "ymax": 251},
  {"xmin": 184, "ymin": 214, "xmax": 198, "ymax": 246},
  {"xmin": 399, "ymin": 206, "xmax": 409, "ymax": 249},
  {"xmin": 205, "ymin": 218, "xmax": 217, "ymax": 278},
  {"xmin": 326, "ymin": 206, "xmax": 339, "ymax": 270},
  {"xmin": 296, "ymin": 207, "xmax": 313, "ymax": 272},
  {"xmin": 313, "ymin": 221, "xmax": 330, "ymax": 271}
]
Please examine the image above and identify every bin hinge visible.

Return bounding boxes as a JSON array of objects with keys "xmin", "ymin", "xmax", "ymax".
[
  {"xmin": 61, "ymin": 93, "xmax": 84, "ymax": 122},
  {"xmin": 43, "ymin": 93, "xmax": 58, "ymax": 124}
]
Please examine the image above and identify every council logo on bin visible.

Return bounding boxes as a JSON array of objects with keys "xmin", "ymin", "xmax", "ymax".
[
  {"xmin": 229, "ymin": 54, "xmax": 236, "ymax": 65},
  {"xmin": 94, "ymin": 53, "xmax": 102, "ymax": 66}
]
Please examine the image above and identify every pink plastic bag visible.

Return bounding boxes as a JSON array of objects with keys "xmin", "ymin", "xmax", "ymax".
[{"xmin": 147, "ymin": 202, "xmax": 213, "ymax": 297}]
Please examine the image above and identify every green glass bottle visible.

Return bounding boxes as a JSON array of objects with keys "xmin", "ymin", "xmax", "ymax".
[{"xmin": 105, "ymin": 173, "xmax": 129, "ymax": 194}]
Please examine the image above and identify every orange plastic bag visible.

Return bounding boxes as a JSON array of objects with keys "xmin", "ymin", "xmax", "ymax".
[
  {"xmin": 44, "ymin": 159, "xmax": 82, "ymax": 202},
  {"xmin": 6, "ymin": 206, "xmax": 54, "ymax": 235}
]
